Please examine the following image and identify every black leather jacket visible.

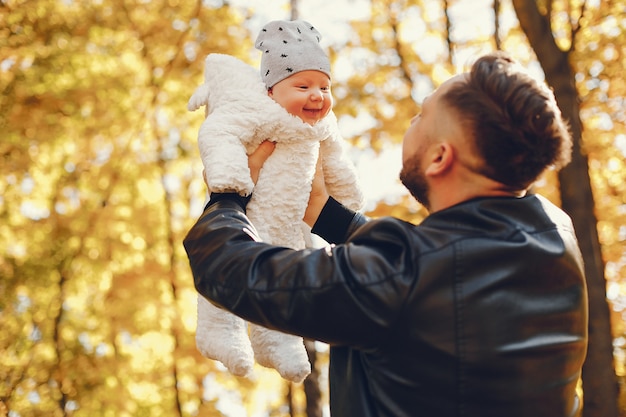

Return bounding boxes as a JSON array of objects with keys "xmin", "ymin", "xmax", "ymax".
[{"xmin": 184, "ymin": 194, "xmax": 588, "ymax": 417}]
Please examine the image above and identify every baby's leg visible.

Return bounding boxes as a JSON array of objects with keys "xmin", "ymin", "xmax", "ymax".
[
  {"xmin": 196, "ymin": 295, "xmax": 254, "ymax": 377},
  {"xmin": 249, "ymin": 323, "xmax": 311, "ymax": 383}
]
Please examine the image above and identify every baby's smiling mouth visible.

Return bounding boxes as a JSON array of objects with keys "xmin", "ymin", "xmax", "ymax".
[{"xmin": 304, "ymin": 108, "xmax": 322, "ymax": 116}]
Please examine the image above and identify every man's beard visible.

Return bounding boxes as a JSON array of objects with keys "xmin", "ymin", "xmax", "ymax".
[{"xmin": 399, "ymin": 153, "xmax": 431, "ymax": 210}]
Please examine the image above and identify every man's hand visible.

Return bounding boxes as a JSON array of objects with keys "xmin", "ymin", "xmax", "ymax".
[
  {"xmin": 248, "ymin": 141, "xmax": 276, "ymax": 184},
  {"xmin": 202, "ymin": 141, "xmax": 275, "ymax": 190},
  {"xmin": 304, "ymin": 155, "xmax": 330, "ymax": 227}
]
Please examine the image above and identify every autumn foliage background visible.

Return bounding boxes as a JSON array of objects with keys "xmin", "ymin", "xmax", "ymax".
[{"xmin": 1, "ymin": 0, "xmax": 625, "ymax": 416}]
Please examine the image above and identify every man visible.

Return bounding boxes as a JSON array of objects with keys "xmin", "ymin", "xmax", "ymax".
[{"xmin": 184, "ymin": 51, "xmax": 588, "ymax": 417}]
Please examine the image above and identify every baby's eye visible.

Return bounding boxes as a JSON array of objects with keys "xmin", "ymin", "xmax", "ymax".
[{"xmin": 321, "ymin": 86, "xmax": 330, "ymax": 91}]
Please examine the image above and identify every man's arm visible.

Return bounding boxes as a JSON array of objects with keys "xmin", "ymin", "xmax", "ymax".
[
  {"xmin": 311, "ymin": 197, "xmax": 368, "ymax": 244},
  {"xmin": 304, "ymin": 153, "xmax": 368, "ymax": 244}
]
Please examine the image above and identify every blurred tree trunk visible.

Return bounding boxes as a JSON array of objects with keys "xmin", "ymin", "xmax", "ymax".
[
  {"xmin": 442, "ymin": 0, "xmax": 454, "ymax": 59},
  {"xmin": 304, "ymin": 340, "xmax": 323, "ymax": 417},
  {"xmin": 290, "ymin": 0, "xmax": 299, "ymax": 20},
  {"xmin": 493, "ymin": 0, "xmax": 502, "ymax": 50},
  {"xmin": 511, "ymin": 2, "xmax": 619, "ymax": 417}
]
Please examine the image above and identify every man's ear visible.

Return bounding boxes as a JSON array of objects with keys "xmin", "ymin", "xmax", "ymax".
[{"xmin": 425, "ymin": 143, "xmax": 454, "ymax": 177}]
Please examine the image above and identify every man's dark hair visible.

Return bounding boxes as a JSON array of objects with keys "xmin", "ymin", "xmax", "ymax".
[{"xmin": 442, "ymin": 51, "xmax": 572, "ymax": 189}]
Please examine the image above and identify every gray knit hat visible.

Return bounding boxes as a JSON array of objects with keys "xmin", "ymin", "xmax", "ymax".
[{"xmin": 255, "ymin": 20, "xmax": 331, "ymax": 89}]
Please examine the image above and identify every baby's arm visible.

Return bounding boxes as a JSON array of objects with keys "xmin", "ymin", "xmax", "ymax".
[{"xmin": 198, "ymin": 113, "xmax": 255, "ymax": 196}]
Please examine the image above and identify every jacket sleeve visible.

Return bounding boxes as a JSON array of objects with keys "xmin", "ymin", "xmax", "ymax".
[
  {"xmin": 311, "ymin": 196, "xmax": 369, "ymax": 244},
  {"xmin": 183, "ymin": 198, "xmax": 414, "ymax": 348}
]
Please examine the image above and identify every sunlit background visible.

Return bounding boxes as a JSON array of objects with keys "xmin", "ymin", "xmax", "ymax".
[{"xmin": 1, "ymin": 0, "xmax": 625, "ymax": 416}]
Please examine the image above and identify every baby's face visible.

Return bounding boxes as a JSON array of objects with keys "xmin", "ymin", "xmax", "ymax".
[{"xmin": 268, "ymin": 70, "xmax": 333, "ymax": 125}]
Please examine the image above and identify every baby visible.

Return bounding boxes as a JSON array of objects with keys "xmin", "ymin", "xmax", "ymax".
[{"xmin": 190, "ymin": 20, "xmax": 363, "ymax": 383}]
